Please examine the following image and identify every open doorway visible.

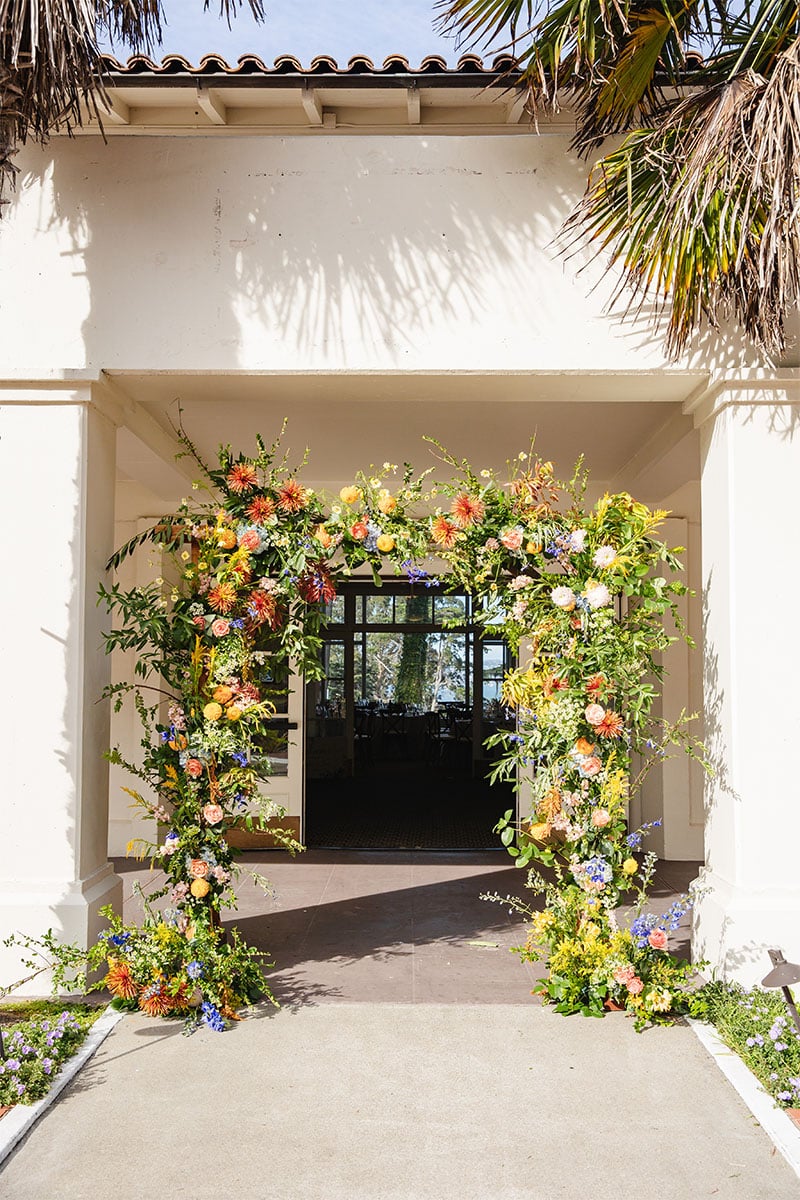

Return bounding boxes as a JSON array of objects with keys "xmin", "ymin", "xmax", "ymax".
[{"xmin": 305, "ymin": 583, "xmax": 515, "ymax": 848}]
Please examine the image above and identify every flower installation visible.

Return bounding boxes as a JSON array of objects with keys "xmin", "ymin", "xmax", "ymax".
[{"xmin": 93, "ymin": 427, "xmax": 703, "ymax": 1030}]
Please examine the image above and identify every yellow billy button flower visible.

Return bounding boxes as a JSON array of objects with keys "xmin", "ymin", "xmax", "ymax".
[
  {"xmin": 203, "ymin": 702, "xmax": 223, "ymax": 722},
  {"xmin": 190, "ymin": 878, "xmax": 211, "ymax": 899},
  {"xmin": 376, "ymin": 534, "xmax": 395, "ymax": 553},
  {"xmin": 339, "ymin": 485, "xmax": 362, "ymax": 505},
  {"xmin": 622, "ymin": 857, "xmax": 638, "ymax": 876}
]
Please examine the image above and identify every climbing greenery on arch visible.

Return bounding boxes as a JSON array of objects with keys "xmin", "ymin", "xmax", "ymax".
[{"xmin": 93, "ymin": 428, "xmax": 705, "ymax": 1031}]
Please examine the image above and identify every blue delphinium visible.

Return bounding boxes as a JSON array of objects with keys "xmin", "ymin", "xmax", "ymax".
[
  {"xmin": 187, "ymin": 960, "xmax": 204, "ymax": 980},
  {"xmin": 201, "ymin": 1001, "xmax": 225, "ymax": 1033}
]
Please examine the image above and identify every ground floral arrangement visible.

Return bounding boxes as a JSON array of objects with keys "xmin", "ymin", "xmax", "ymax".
[{"xmin": 42, "ymin": 428, "xmax": 707, "ymax": 1032}]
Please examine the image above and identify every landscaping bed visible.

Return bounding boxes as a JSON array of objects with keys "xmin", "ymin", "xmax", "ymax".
[{"xmin": 0, "ymin": 1001, "xmax": 104, "ymax": 1108}]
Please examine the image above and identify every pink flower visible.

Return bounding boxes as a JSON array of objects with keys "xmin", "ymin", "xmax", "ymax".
[
  {"xmin": 626, "ymin": 976, "xmax": 644, "ymax": 995},
  {"xmin": 193, "ymin": 615, "xmax": 206, "ymax": 630},
  {"xmin": 500, "ymin": 527, "xmax": 524, "ymax": 551},
  {"xmin": 483, "ymin": 538, "xmax": 499, "ymax": 550},
  {"xmin": 239, "ymin": 529, "xmax": 261, "ymax": 552},
  {"xmin": 585, "ymin": 703, "xmax": 606, "ymax": 726},
  {"xmin": 591, "ymin": 808, "xmax": 610, "ymax": 828},
  {"xmin": 648, "ymin": 928, "xmax": 668, "ymax": 951},
  {"xmin": 580, "ymin": 756, "xmax": 602, "ymax": 778},
  {"xmin": 189, "ymin": 858, "xmax": 209, "ymax": 879},
  {"xmin": 212, "ymin": 865, "xmax": 229, "ymax": 883},
  {"xmin": 185, "ymin": 758, "xmax": 204, "ymax": 779},
  {"xmin": 171, "ymin": 882, "xmax": 189, "ymax": 902},
  {"xmin": 202, "ymin": 803, "xmax": 224, "ymax": 826},
  {"xmin": 211, "ymin": 618, "xmax": 231, "ymax": 638},
  {"xmin": 613, "ymin": 965, "xmax": 635, "ymax": 986}
]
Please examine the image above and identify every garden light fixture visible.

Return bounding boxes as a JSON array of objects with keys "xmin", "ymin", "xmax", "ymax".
[{"xmin": 761, "ymin": 949, "xmax": 800, "ymax": 1035}]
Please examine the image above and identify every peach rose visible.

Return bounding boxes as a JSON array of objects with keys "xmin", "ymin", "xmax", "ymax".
[
  {"xmin": 189, "ymin": 858, "xmax": 209, "ymax": 879},
  {"xmin": 350, "ymin": 522, "xmax": 369, "ymax": 540},
  {"xmin": 580, "ymin": 756, "xmax": 603, "ymax": 778},
  {"xmin": 626, "ymin": 976, "xmax": 644, "ymax": 995},
  {"xmin": 613, "ymin": 965, "xmax": 635, "ymax": 985},
  {"xmin": 500, "ymin": 527, "xmax": 523, "ymax": 551},
  {"xmin": 585, "ymin": 703, "xmax": 605, "ymax": 726},
  {"xmin": 193, "ymin": 616, "xmax": 206, "ymax": 630},
  {"xmin": 378, "ymin": 492, "xmax": 397, "ymax": 515},
  {"xmin": 210, "ymin": 618, "xmax": 231, "ymax": 638},
  {"xmin": 648, "ymin": 928, "xmax": 668, "ymax": 951},
  {"xmin": 202, "ymin": 803, "xmax": 224, "ymax": 825},
  {"xmin": 185, "ymin": 758, "xmax": 204, "ymax": 779},
  {"xmin": 339, "ymin": 486, "xmax": 362, "ymax": 505},
  {"xmin": 591, "ymin": 808, "xmax": 610, "ymax": 828},
  {"xmin": 239, "ymin": 529, "xmax": 261, "ymax": 552}
]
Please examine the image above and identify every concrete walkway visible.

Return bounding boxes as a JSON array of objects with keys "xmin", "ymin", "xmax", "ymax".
[{"xmin": 0, "ymin": 853, "xmax": 797, "ymax": 1199}]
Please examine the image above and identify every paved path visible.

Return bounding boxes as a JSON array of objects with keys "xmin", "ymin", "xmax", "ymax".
[{"xmin": 1, "ymin": 853, "xmax": 797, "ymax": 1198}]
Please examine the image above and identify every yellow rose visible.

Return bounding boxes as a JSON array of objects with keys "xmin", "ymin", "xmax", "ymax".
[
  {"xmin": 203, "ymin": 702, "xmax": 223, "ymax": 722},
  {"xmin": 190, "ymin": 878, "xmax": 211, "ymax": 899},
  {"xmin": 378, "ymin": 492, "xmax": 397, "ymax": 515},
  {"xmin": 226, "ymin": 705, "xmax": 242, "ymax": 722},
  {"xmin": 339, "ymin": 486, "xmax": 362, "ymax": 505},
  {"xmin": 376, "ymin": 534, "xmax": 395, "ymax": 553},
  {"xmin": 622, "ymin": 857, "xmax": 638, "ymax": 876}
]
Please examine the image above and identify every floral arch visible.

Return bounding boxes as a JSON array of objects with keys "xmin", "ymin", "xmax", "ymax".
[{"xmin": 94, "ymin": 429, "xmax": 704, "ymax": 1031}]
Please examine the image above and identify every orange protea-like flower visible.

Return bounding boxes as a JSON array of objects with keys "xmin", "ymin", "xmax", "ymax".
[
  {"xmin": 298, "ymin": 563, "xmax": 337, "ymax": 604},
  {"xmin": 138, "ymin": 979, "xmax": 174, "ymax": 1018},
  {"xmin": 596, "ymin": 710, "xmax": 625, "ymax": 739},
  {"xmin": 207, "ymin": 582, "xmax": 237, "ymax": 613},
  {"xmin": 450, "ymin": 494, "xmax": 485, "ymax": 528},
  {"xmin": 431, "ymin": 515, "xmax": 458, "ymax": 548},
  {"xmin": 586, "ymin": 673, "xmax": 606, "ymax": 696},
  {"xmin": 106, "ymin": 959, "xmax": 139, "ymax": 1001},
  {"xmin": 246, "ymin": 588, "xmax": 281, "ymax": 629},
  {"xmin": 277, "ymin": 479, "xmax": 308, "ymax": 512},
  {"xmin": 246, "ymin": 495, "xmax": 276, "ymax": 524},
  {"xmin": 227, "ymin": 463, "xmax": 259, "ymax": 494}
]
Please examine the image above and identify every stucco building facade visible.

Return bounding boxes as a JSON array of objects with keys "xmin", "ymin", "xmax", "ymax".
[{"xmin": 0, "ymin": 52, "xmax": 797, "ymax": 988}]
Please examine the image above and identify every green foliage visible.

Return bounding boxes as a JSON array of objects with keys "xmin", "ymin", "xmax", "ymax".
[
  {"xmin": 0, "ymin": 1005, "xmax": 100, "ymax": 1106},
  {"xmin": 692, "ymin": 982, "xmax": 800, "ymax": 1107}
]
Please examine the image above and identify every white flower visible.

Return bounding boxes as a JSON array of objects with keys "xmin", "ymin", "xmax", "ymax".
[
  {"xmin": 509, "ymin": 574, "xmax": 533, "ymax": 591},
  {"xmin": 584, "ymin": 583, "xmax": 612, "ymax": 609},
  {"xmin": 551, "ymin": 586, "xmax": 576, "ymax": 610},
  {"xmin": 568, "ymin": 529, "xmax": 587, "ymax": 553},
  {"xmin": 593, "ymin": 545, "xmax": 617, "ymax": 569}
]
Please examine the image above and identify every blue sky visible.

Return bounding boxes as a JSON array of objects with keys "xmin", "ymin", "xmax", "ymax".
[{"xmin": 105, "ymin": 0, "xmax": 476, "ymax": 67}]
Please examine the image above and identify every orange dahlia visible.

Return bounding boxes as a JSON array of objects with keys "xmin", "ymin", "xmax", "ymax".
[
  {"xmin": 226, "ymin": 463, "xmax": 259, "ymax": 494},
  {"xmin": 247, "ymin": 495, "xmax": 276, "ymax": 524},
  {"xmin": 277, "ymin": 479, "xmax": 308, "ymax": 512},
  {"xmin": 596, "ymin": 710, "xmax": 625, "ymax": 739},
  {"xmin": 450, "ymin": 494, "xmax": 485, "ymax": 528},
  {"xmin": 138, "ymin": 980, "xmax": 174, "ymax": 1018},
  {"xmin": 431, "ymin": 515, "xmax": 458, "ymax": 548},
  {"xmin": 106, "ymin": 959, "xmax": 139, "ymax": 1000},
  {"xmin": 207, "ymin": 582, "xmax": 237, "ymax": 613}
]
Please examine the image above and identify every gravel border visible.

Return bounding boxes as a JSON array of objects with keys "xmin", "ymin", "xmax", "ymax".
[
  {"xmin": 688, "ymin": 1016, "xmax": 800, "ymax": 1179},
  {"xmin": 0, "ymin": 1006, "xmax": 123, "ymax": 1170}
]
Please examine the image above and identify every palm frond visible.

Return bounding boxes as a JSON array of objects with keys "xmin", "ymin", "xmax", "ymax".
[{"xmin": 565, "ymin": 38, "xmax": 800, "ymax": 356}]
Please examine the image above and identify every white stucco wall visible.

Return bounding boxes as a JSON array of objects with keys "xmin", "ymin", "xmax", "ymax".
[{"xmin": 3, "ymin": 132, "xmax": 753, "ymax": 375}]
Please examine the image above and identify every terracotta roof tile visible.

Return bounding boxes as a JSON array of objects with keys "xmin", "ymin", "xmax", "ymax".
[{"xmin": 99, "ymin": 51, "xmax": 522, "ymax": 80}]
